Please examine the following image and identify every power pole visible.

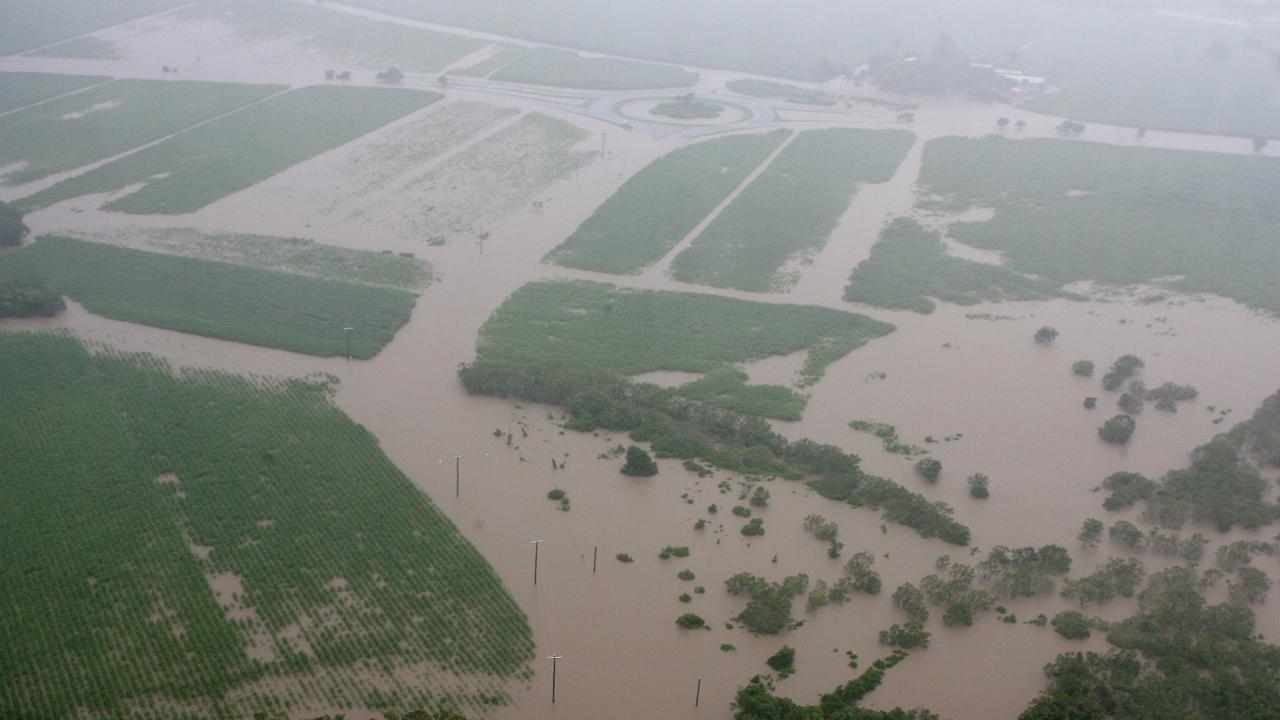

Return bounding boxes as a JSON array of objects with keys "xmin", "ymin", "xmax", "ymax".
[
  {"xmin": 343, "ymin": 327, "xmax": 354, "ymax": 360},
  {"xmin": 696, "ymin": 676, "xmax": 702, "ymax": 707},
  {"xmin": 547, "ymin": 655, "xmax": 562, "ymax": 703},
  {"xmin": 532, "ymin": 539, "xmax": 543, "ymax": 585},
  {"xmin": 455, "ymin": 455, "xmax": 461, "ymax": 498},
  {"xmin": 592, "ymin": 545, "xmax": 598, "ymax": 574}
]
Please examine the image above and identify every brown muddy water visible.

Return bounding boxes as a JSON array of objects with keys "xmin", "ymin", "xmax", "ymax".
[{"xmin": 4, "ymin": 23, "xmax": 1280, "ymax": 720}]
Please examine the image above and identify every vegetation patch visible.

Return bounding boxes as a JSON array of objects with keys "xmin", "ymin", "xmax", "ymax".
[
  {"xmin": 726, "ymin": 78, "xmax": 833, "ymax": 106},
  {"xmin": 0, "ymin": 80, "xmax": 285, "ymax": 186},
  {"xmin": 0, "ymin": 332, "xmax": 531, "ymax": 719},
  {"xmin": 179, "ymin": 0, "xmax": 487, "ymax": 73},
  {"xmin": 672, "ymin": 128, "xmax": 914, "ymax": 293},
  {"xmin": 492, "ymin": 47, "xmax": 697, "ymax": 90},
  {"xmin": 73, "ymin": 227, "xmax": 432, "ymax": 291},
  {"xmin": 544, "ymin": 130, "xmax": 789, "ymax": 275},
  {"xmin": 0, "ymin": 71, "xmax": 108, "ymax": 113},
  {"xmin": 844, "ymin": 218, "xmax": 1064, "ymax": 312},
  {"xmin": 0, "ymin": 237, "xmax": 416, "ymax": 358},
  {"xmin": 0, "ymin": 274, "xmax": 64, "ymax": 318},
  {"xmin": 849, "ymin": 419, "xmax": 926, "ymax": 456},
  {"xmin": 22, "ymin": 85, "xmax": 438, "ymax": 214},
  {"xmin": 649, "ymin": 93, "xmax": 724, "ymax": 119},
  {"xmin": 0, "ymin": 0, "xmax": 189, "ymax": 55},
  {"xmin": 471, "ymin": 279, "xmax": 892, "ymax": 414},
  {"xmin": 919, "ymin": 137, "xmax": 1280, "ymax": 316}
]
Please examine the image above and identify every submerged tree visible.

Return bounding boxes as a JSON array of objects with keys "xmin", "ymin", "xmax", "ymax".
[
  {"xmin": 0, "ymin": 201, "xmax": 30, "ymax": 247},
  {"xmin": 620, "ymin": 445, "xmax": 658, "ymax": 476}
]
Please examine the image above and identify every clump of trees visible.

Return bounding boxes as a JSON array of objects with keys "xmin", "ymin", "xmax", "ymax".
[
  {"xmin": 1062, "ymin": 558, "xmax": 1147, "ymax": 607},
  {"xmin": 967, "ymin": 473, "xmax": 989, "ymax": 499},
  {"xmin": 731, "ymin": 651, "xmax": 926, "ymax": 720},
  {"xmin": 741, "ymin": 517, "xmax": 765, "ymax": 536},
  {"xmin": 1077, "ymin": 518, "xmax": 1104, "ymax": 548},
  {"xmin": 802, "ymin": 514, "xmax": 842, "ymax": 558},
  {"xmin": 879, "ymin": 621, "xmax": 930, "ymax": 649},
  {"xmin": 750, "ymin": 485, "xmax": 770, "ymax": 508},
  {"xmin": 376, "ymin": 67, "xmax": 405, "ymax": 83},
  {"xmin": 675, "ymin": 612, "xmax": 706, "ymax": 629},
  {"xmin": 920, "ymin": 560, "xmax": 992, "ymax": 627},
  {"xmin": 865, "ymin": 33, "xmax": 1010, "ymax": 100},
  {"xmin": 0, "ymin": 201, "xmax": 30, "ymax": 246},
  {"xmin": 1051, "ymin": 610, "xmax": 1092, "ymax": 639},
  {"xmin": 1144, "ymin": 382, "xmax": 1198, "ymax": 412},
  {"xmin": 1072, "ymin": 360, "xmax": 1095, "ymax": 377},
  {"xmin": 844, "ymin": 552, "xmax": 883, "ymax": 595},
  {"xmin": 621, "ymin": 445, "xmax": 658, "ymax": 476},
  {"xmin": 658, "ymin": 545, "xmax": 690, "ymax": 559},
  {"xmin": 0, "ymin": 275, "xmax": 65, "ymax": 318},
  {"xmin": 1102, "ymin": 354, "xmax": 1144, "ymax": 391},
  {"xmin": 977, "ymin": 545, "xmax": 1072, "ymax": 598},
  {"xmin": 765, "ymin": 646, "xmax": 796, "ymax": 678},
  {"xmin": 1141, "ymin": 439, "xmax": 1277, "ymax": 531},
  {"xmin": 914, "ymin": 458, "xmax": 941, "ymax": 483},
  {"xmin": 1098, "ymin": 414, "xmax": 1136, "ymax": 444},
  {"xmin": 1056, "ymin": 120, "xmax": 1087, "ymax": 137},
  {"xmin": 1101, "ymin": 471, "xmax": 1155, "ymax": 511},
  {"xmin": 725, "ymin": 572, "xmax": 809, "ymax": 634},
  {"xmin": 892, "ymin": 583, "xmax": 929, "ymax": 623},
  {"xmin": 1109, "ymin": 520, "xmax": 1146, "ymax": 551},
  {"xmin": 1034, "ymin": 326, "xmax": 1059, "ymax": 344}
]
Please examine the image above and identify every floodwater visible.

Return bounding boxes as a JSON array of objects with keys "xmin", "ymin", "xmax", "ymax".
[{"xmin": 4, "ymin": 10, "xmax": 1280, "ymax": 720}]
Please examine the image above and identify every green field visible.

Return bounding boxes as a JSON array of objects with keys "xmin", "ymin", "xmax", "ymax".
[
  {"xmin": 72, "ymin": 227, "xmax": 433, "ymax": 291},
  {"xmin": 491, "ymin": 47, "xmax": 697, "ymax": 90},
  {"xmin": 0, "ymin": 331, "xmax": 532, "ymax": 719},
  {"xmin": 25, "ymin": 35, "xmax": 121, "ymax": 59},
  {"xmin": 671, "ymin": 128, "xmax": 914, "ymax": 293},
  {"xmin": 843, "ymin": 217, "xmax": 1064, "ymax": 313},
  {"xmin": 725, "ymin": 79, "xmax": 834, "ymax": 106},
  {"xmin": 474, "ymin": 279, "xmax": 892, "ymax": 416},
  {"xmin": 544, "ymin": 130, "xmax": 791, "ymax": 274},
  {"xmin": 918, "ymin": 137, "xmax": 1280, "ymax": 315},
  {"xmin": 0, "ymin": 71, "xmax": 107, "ymax": 113},
  {"xmin": 0, "ymin": 237, "xmax": 417, "ymax": 358},
  {"xmin": 0, "ymin": 79, "xmax": 284, "ymax": 186},
  {"xmin": 21, "ymin": 85, "xmax": 438, "ymax": 214},
  {"xmin": 0, "ymin": 0, "xmax": 188, "ymax": 55},
  {"xmin": 454, "ymin": 44, "xmax": 529, "ymax": 78},
  {"xmin": 179, "ymin": 0, "xmax": 487, "ymax": 73}
]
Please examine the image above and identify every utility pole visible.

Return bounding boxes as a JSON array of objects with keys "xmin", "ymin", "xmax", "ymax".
[
  {"xmin": 696, "ymin": 677, "xmax": 702, "ymax": 707},
  {"xmin": 532, "ymin": 539, "xmax": 544, "ymax": 585},
  {"xmin": 343, "ymin": 327, "xmax": 354, "ymax": 360},
  {"xmin": 455, "ymin": 455, "xmax": 461, "ymax": 498},
  {"xmin": 592, "ymin": 545, "xmax": 598, "ymax": 574},
  {"xmin": 547, "ymin": 655, "xmax": 562, "ymax": 703}
]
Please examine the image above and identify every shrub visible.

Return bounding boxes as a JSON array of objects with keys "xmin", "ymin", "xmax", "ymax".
[
  {"xmin": 678, "ymin": 569, "xmax": 695, "ymax": 581},
  {"xmin": 675, "ymin": 613, "xmax": 706, "ymax": 630},
  {"xmin": 1098, "ymin": 415, "xmax": 1136, "ymax": 444},
  {"xmin": 659, "ymin": 545, "xmax": 690, "ymax": 559},
  {"xmin": 741, "ymin": 518, "xmax": 765, "ymax": 536},
  {"xmin": 678, "ymin": 593, "xmax": 692, "ymax": 603},
  {"xmin": 879, "ymin": 621, "xmax": 930, "ymax": 649},
  {"xmin": 1084, "ymin": 396, "xmax": 1097, "ymax": 409},
  {"xmin": 707, "ymin": 504, "xmax": 719, "ymax": 514},
  {"xmin": 621, "ymin": 445, "xmax": 658, "ymax": 476},
  {"xmin": 616, "ymin": 553, "xmax": 634, "ymax": 563},
  {"xmin": 732, "ymin": 505, "xmax": 753, "ymax": 517},
  {"xmin": 967, "ymin": 473, "xmax": 990, "ymax": 499},
  {"xmin": 914, "ymin": 458, "xmax": 942, "ymax": 483},
  {"xmin": 1051, "ymin": 610, "xmax": 1091, "ymax": 639},
  {"xmin": 719, "ymin": 643, "xmax": 736, "ymax": 652},
  {"xmin": 750, "ymin": 486, "xmax": 770, "ymax": 508},
  {"xmin": 0, "ymin": 275, "xmax": 64, "ymax": 318},
  {"xmin": 1034, "ymin": 326, "xmax": 1059, "ymax": 344},
  {"xmin": 546, "ymin": 488, "xmax": 566, "ymax": 501},
  {"xmin": 765, "ymin": 646, "xmax": 796, "ymax": 678},
  {"xmin": 1072, "ymin": 360, "xmax": 1095, "ymax": 376},
  {"xmin": 1109, "ymin": 520, "xmax": 1146, "ymax": 551}
]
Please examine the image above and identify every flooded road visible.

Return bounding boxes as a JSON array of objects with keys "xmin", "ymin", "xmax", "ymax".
[{"xmin": 5, "ymin": 13, "xmax": 1280, "ymax": 720}]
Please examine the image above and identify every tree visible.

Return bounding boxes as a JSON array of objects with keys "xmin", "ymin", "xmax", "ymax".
[
  {"xmin": 892, "ymin": 583, "xmax": 929, "ymax": 622},
  {"xmin": 1072, "ymin": 360, "xmax": 1095, "ymax": 377},
  {"xmin": 879, "ymin": 620, "xmax": 930, "ymax": 649},
  {"xmin": 967, "ymin": 473, "xmax": 989, "ymax": 499},
  {"xmin": 1228, "ymin": 566, "xmax": 1271, "ymax": 605},
  {"xmin": 620, "ymin": 445, "xmax": 658, "ymax": 476},
  {"xmin": 1077, "ymin": 518, "xmax": 1103, "ymax": 549},
  {"xmin": 676, "ymin": 612, "xmax": 706, "ymax": 629},
  {"xmin": 0, "ymin": 201, "xmax": 30, "ymax": 246},
  {"xmin": 1051, "ymin": 610, "xmax": 1091, "ymax": 639},
  {"xmin": 1101, "ymin": 471, "xmax": 1155, "ymax": 511},
  {"xmin": 997, "ymin": 116, "xmax": 1010, "ymax": 129},
  {"xmin": 1015, "ymin": 119, "xmax": 1026, "ymax": 132},
  {"xmin": 1253, "ymin": 137, "xmax": 1268, "ymax": 153},
  {"xmin": 324, "ymin": 69, "xmax": 335, "ymax": 80},
  {"xmin": 0, "ymin": 275, "xmax": 65, "ymax": 318},
  {"xmin": 765, "ymin": 646, "xmax": 796, "ymax": 678},
  {"xmin": 1034, "ymin": 326, "xmax": 1059, "ymax": 344},
  {"xmin": 750, "ymin": 485, "xmax": 770, "ymax": 508},
  {"xmin": 1109, "ymin": 520, "xmax": 1146, "ymax": 551},
  {"xmin": 379, "ymin": 67, "xmax": 405, "ymax": 83},
  {"xmin": 845, "ymin": 552, "xmax": 882, "ymax": 594},
  {"xmin": 438, "ymin": 75, "xmax": 449, "ymax": 87},
  {"xmin": 1098, "ymin": 415, "xmax": 1136, "ymax": 444},
  {"xmin": 914, "ymin": 457, "xmax": 941, "ymax": 483}
]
